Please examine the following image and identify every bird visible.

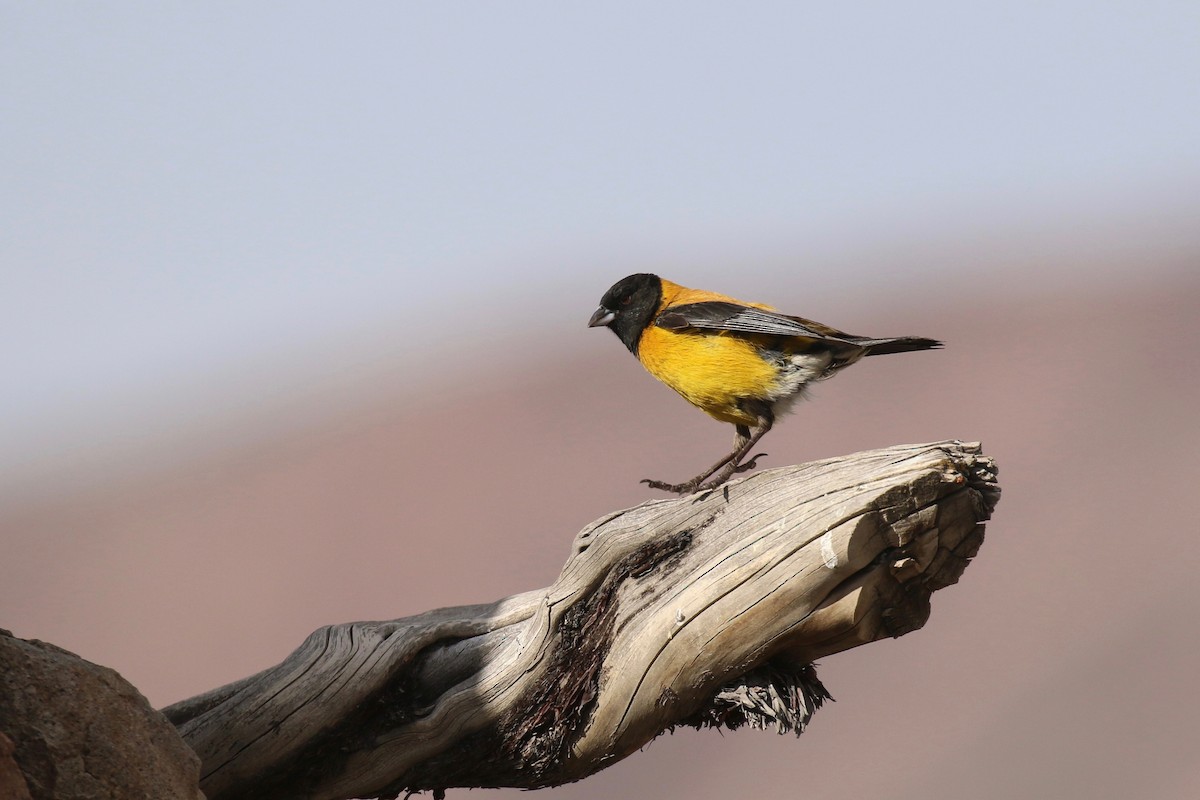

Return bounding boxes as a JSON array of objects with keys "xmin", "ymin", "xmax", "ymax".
[{"xmin": 588, "ymin": 273, "xmax": 942, "ymax": 494}]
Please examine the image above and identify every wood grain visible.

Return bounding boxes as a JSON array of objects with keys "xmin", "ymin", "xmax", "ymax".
[{"xmin": 163, "ymin": 440, "xmax": 999, "ymax": 800}]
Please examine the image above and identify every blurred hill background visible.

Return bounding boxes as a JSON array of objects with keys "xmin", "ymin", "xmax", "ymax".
[{"xmin": 3, "ymin": 4, "xmax": 1198, "ymax": 798}]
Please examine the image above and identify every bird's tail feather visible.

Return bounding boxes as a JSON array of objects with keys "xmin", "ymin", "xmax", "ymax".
[{"xmin": 860, "ymin": 336, "xmax": 943, "ymax": 356}]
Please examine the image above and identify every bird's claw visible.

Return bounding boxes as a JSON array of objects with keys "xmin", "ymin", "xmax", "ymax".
[{"xmin": 734, "ymin": 453, "xmax": 767, "ymax": 473}]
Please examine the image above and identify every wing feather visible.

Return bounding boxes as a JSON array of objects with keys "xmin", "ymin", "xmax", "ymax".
[{"xmin": 655, "ymin": 301, "xmax": 856, "ymax": 343}]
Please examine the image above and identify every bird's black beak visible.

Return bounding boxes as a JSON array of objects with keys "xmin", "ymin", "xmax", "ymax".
[{"xmin": 588, "ymin": 307, "xmax": 615, "ymax": 328}]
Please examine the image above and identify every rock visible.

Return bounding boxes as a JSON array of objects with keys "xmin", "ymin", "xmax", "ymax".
[
  {"xmin": 0, "ymin": 731, "xmax": 33, "ymax": 800},
  {"xmin": 0, "ymin": 629, "xmax": 203, "ymax": 800}
]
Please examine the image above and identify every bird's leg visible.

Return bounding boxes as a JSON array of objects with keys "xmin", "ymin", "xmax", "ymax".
[
  {"xmin": 730, "ymin": 420, "xmax": 768, "ymax": 474},
  {"xmin": 696, "ymin": 412, "xmax": 773, "ymax": 491},
  {"xmin": 724, "ymin": 425, "xmax": 757, "ymax": 475},
  {"xmin": 642, "ymin": 407, "xmax": 775, "ymax": 494},
  {"xmin": 641, "ymin": 425, "xmax": 750, "ymax": 494}
]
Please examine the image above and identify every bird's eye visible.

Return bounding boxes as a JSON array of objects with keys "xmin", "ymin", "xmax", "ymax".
[{"xmin": 621, "ymin": 296, "xmax": 633, "ymax": 306}]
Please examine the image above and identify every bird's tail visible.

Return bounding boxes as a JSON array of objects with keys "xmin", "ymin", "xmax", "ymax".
[{"xmin": 859, "ymin": 336, "xmax": 943, "ymax": 356}]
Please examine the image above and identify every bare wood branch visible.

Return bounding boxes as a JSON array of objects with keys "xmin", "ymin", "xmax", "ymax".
[{"xmin": 164, "ymin": 440, "xmax": 999, "ymax": 800}]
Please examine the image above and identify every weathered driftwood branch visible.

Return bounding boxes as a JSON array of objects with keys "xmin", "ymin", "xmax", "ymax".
[{"xmin": 164, "ymin": 440, "xmax": 999, "ymax": 800}]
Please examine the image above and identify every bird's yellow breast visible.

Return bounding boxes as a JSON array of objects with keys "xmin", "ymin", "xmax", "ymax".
[{"xmin": 637, "ymin": 324, "xmax": 777, "ymax": 426}]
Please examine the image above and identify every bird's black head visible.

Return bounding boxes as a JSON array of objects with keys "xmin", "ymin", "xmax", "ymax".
[{"xmin": 588, "ymin": 273, "xmax": 663, "ymax": 354}]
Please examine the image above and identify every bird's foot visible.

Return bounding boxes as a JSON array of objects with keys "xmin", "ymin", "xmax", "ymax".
[
  {"xmin": 642, "ymin": 454, "xmax": 769, "ymax": 494},
  {"xmin": 733, "ymin": 452, "xmax": 767, "ymax": 474},
  {"xmin": 640, "ymin": 477, "xmax": 704, "ymax": 494}
]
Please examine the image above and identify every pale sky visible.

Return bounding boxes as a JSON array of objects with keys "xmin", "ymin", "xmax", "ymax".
[{"xmin": 3, "ymin": 2, "xmax": 1198, "ymax": 493}]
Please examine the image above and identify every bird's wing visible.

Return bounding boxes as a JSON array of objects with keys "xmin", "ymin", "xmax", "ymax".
[{"xmin": 655, "ymin": 301, "xmax": 857, "ymax": 343}]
